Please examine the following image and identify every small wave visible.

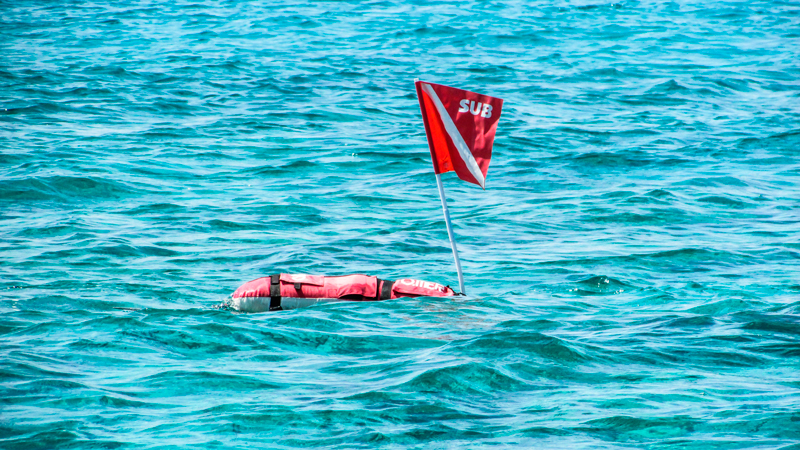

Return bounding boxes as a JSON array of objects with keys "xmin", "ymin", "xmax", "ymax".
[
  {"xmin": 645, "ymin": 188, "xmax": 677, "ymax": 199},
  {"xmin": 121, "ymin": 202, "xmax": 187, "ymax": 216},
  {"xmin": 583, "ymin": 67, "xmax": 626, "ymax": 78},
  {"xmin": 89, "ymin": 244, "xmax": 180, "ymax": 258},
  {"xmin": 658, "ymin": 315, "xmax": 715, "ymax": 329},
  {"xmin": 496, "ymin": 319, "xmax": 561, "ymax": 331},
  {"xmin": 674, "ymin": 176, "xmax": 749, "ymax": 187},
  {"xmin": 740, "ymin": 313, "xmax": 800, "ymax": 337},
  {"xmin": 697, "ymin": 195, "xmax": 751, "ymax": 209},
  {"xmin": 400, "ymin": 363, "xmax": 528, "ymax": 396},
  {"xmin": 520, "ymin": 426, "xmax": 572, "ymax": 436},
  {"xmin": 647, "ymin": 79, "xmax": 693, "ymax": 94},
  {"xmin": 9, "ymin": 379, "xmax": 87, "ymax": 395},
  {"xmin": 574, "ymin": 275, "xmax": 630, "ymax": 294},
  {"xmin": 0, "ymin": 362, "xmax": 81, "ymax": 382},
  {"xmin": 589, "ymin": 211, "xmax": 679, "ymax": 225},
  {"xmin": 617, "ymin": 94, "xmax": 689, "ymax": 106},
  {"xmin": 0, "ymin": 102, "xmax": 79, "ymax": 115},
  {"xmin": 0, "ymin": 427, "xmax": 114, "ymax": 449},
  {"xmin": 575, "ymin": 3, "xmax": 623, "ymax": 11},
  {"xmin": 737, "ymin": 128, "xmax": 800, "ymax": 153},
  {"xmin": 579, "ymin": 414, "xmax": 700, "ymax": 441},
  {"xmin": 688, "ymin": 298, "xmax": 765, "ymax": 315},
  {"xmin": 38, "ymin": 393, "xmax": 171, "ymax": 409},
  {"xmin": 0, "ymin": 176, "xmax": 137, "ymax": 203},
  {"xmin": 270, "ymin": 315, "xmax": 349, "ymax": 333},
  {"xmin": 122, "ymin": 328, "xmax": 240, "ymax": 356},
  {"xmin": 81, "ymin": 64, "xmax": 140, "ymax": 79},
  {"xmin": 711, "ymin": 77, "xmax": 754, "ymax": 93},
  {"xmin": 569, "ymin": 151, "xmax": 657, "ymax": 169},
  {"xmin": 205, "ymin": 219, "xmax": 270, "ymax": 231},
  {"xmin": 459, "ymin": 330, "xmax": 591, "ymax": 363},
  {"xmin": 136, "ymin": 370, "xmax": 280, "ymax": 393},
  {"xmin": 751, "ymin": 343, "xmax": 800, "ymax": 358}
]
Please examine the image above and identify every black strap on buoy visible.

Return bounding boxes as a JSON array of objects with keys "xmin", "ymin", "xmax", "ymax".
[
  {"xmin": 269, "ymin": 274, "xmax": 282, "ymax": 311},
  {"xmin": 379, "ymin": 279, "xmax": 394, "ymax": 300}
]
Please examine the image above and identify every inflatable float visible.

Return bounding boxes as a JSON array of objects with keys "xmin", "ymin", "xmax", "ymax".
[{"xmin": 231, "ymin": 273, "xmax": 457, "ymax": 312}]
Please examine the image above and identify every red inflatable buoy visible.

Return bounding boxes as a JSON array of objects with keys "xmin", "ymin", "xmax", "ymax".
[{"xmin": 231, "ymin": 273, "xmax": 457, "ymax": 312}]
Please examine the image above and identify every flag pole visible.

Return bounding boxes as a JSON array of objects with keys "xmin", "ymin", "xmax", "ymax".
[{"xmin": 435, "ymin": 173, "xmax": 466, "ymax": 295}]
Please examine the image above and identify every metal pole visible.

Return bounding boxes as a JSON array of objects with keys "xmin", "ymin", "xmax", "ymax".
[{"xmin": 435, "ymin": 173, "xmax": 466, "ymax": 294}]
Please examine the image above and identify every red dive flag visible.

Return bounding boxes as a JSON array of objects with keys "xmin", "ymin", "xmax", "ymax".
[{"xmin": 415, "ymin": 80, "xmax": 503, "ymax": 189}]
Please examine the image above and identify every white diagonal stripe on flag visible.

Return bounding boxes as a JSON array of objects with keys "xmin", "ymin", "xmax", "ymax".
[{"xmin": 421, "ymin": 83, "xmax": 485, "ymax": 189}]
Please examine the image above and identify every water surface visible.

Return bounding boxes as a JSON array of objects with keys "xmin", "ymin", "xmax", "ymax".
[{"xmin": 2, "ymin": 0, "xmax": 800, "ymax": 448}]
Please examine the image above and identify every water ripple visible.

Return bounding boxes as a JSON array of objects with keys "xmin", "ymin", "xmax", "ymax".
[{"xmin": 2, "ymin": 0, "xmax": 799, "ymax": 447}]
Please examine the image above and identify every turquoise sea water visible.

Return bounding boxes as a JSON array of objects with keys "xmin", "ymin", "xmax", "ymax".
[{"xmin": 2, "ymin": 0, "xmax": 800, "ymax": 448}]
